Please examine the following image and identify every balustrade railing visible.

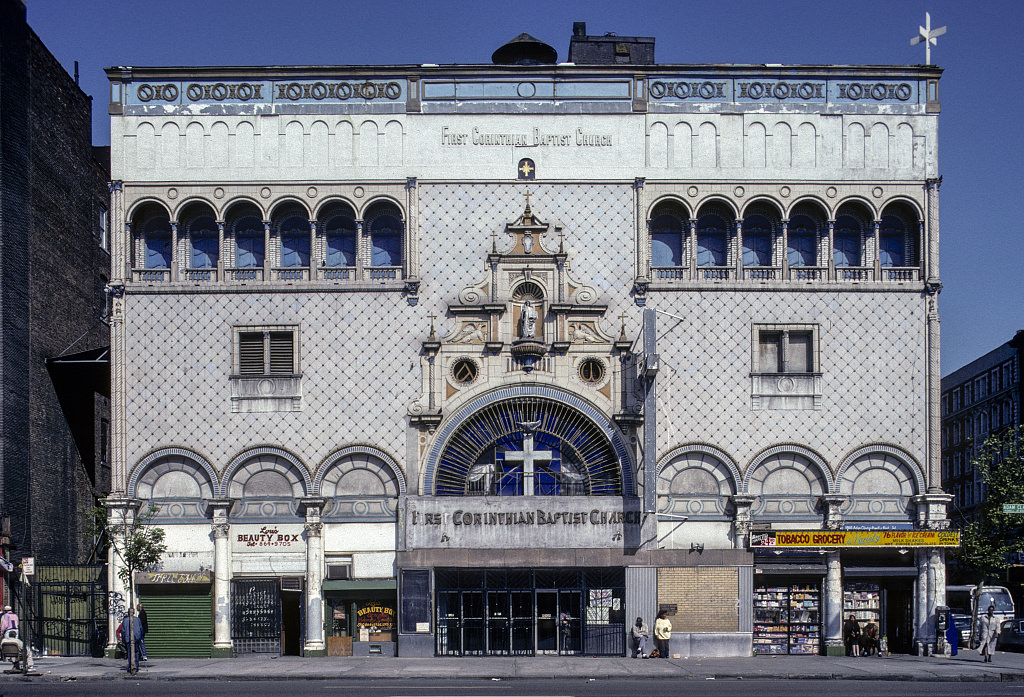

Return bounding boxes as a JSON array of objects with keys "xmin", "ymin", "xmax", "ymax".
[
  {"xmin": 652, "ymin": 267, "xmax": 689, "ymax": 281},
  {"xmin": 836, "ymin": 267, "xmax": 873, "ymax": 282},
  {"xmin": 788, "ymin": 266, "xmax": 826, "ymax": 281},
  {"xmin": 226, "ymin": 267, "xmax": 264, "ymax": 281},
  {"xmin": 131, "ymin": 268, "xmax": 170, "ymax": 283},
  {"xmin": 369, "ymin": 266, "xmax": 400, "ymax": 281},
  {"xmin": 881, "ymin": 267, "xmax": 919, "ymax": 282},
  {"xmin": 743, "ymin": 266, "xmax": 781, "ymax": 281},
  {"xmin": 696, "ymin": 266, "xmax": 733, "ymax": 281},
  {"xmin": 273, "ymin": 267, "xmax": 310, "ymax": 281},
  {"xmin": 319, "ymin": 266, "xmax": 355, "ymax": 281},
  {"xmin": 183, "ymin": 268, "xmax": 218, "ymax": 282}
]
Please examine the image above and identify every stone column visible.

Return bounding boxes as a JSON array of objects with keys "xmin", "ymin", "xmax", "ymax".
[
  {"xmin": 915, "ymin": 549, "xmax": 929, "ymax": 655},
  {"xmin": 730, "ymin": 495, "xmax": 757, "ymax": 549},
  {"xmin": 208, "ymin": 499, "xmax": 233, "ymax": 657},
  {"xmin": 824, "ymin": 552, "xmax": 844, "ymax": 656},
  {"xmin": 930, "ymin": 548, "xmax": 947, "ymax": 654},
  {"xmin": 819, "ymin": 495, "xmax": 847, "ymax": 531},
  {"xmin": 302, "ymin": 498, "xmax": 327, "ymax": 656},
  {"xmin": 103, "ymin": 496, "xmax": 136, "ymax": 655}
]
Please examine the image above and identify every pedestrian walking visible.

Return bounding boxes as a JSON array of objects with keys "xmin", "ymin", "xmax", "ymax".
[
  {"xmin": 977, "ymin": 604, "xmax": 1000, "ymax": 663},
  {"xmin": 137, "ymin": 602, "xmax": 148, "ymax": 661},
  {"xmin": 631, "ymin": 616, "xmax": 648, "ymax": 658},
  {"xmin": 120, "ymin": 608, "xmax": 144, "ymax": 673},
  {"xmin": 653, "ymin": 610, "xmax": 671, "ymax": 659},
  {"xmin": 843, "ymin": 613, "xmax": 861, "ymax": 656}
]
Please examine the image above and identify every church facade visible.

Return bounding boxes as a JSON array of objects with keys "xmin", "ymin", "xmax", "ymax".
[{"xmin": 104, "ymin": 26, "xmax": 953, "ymax": 658}]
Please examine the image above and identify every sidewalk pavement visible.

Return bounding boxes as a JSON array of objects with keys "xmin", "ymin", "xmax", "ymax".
[{"xmin": 7, "ymin": 650, "xmax": 1024, "ymax": 682}]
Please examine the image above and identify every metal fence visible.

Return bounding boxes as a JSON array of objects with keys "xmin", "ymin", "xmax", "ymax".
[{"xmin": 32, "ymin": 565, "xmax": 107, "ymax": 657}]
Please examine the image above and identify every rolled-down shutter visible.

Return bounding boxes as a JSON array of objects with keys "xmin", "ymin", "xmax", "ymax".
[{"xmin": 139, "ymin": 586, "xmax": 213, "ymax": 657}]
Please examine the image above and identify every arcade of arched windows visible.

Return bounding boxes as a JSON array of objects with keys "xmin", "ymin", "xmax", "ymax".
[
  {"xmin": 647, "ymin": 196, "xmax": 923, "ymax": 285},
  {"xmin": 128, "ymin": 195, "xmax": 406, "ymax": 285}
]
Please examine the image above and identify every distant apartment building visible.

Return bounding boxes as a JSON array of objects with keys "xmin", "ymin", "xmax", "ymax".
[
  {"xmin": 942, "ymin": 331, "xmax": 1024, "ymax": 523},
  {"xmin": 0, "ymin": 0, "xmax": 111, "ymax": 577}
]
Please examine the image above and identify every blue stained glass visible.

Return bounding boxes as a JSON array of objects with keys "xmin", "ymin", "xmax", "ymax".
[
  {"xmin": 879, "ymin": 216, "xmax": 906, "ymax": 267},
  {"xmin": 279, "ymin": 215, "xmax": 310, "ymax": 268},
  {"xmin": 371, "ymin": 214, "xmax": 402, "ymax": 267},
  {"xmin": 787, "ymin": 215, "xmax": 818, "ymax": 267},
  {"xmin": 145, "ymin": 232, "xmax": 171, "ymax": 269},
  {"xmin": 697, "ymin": 214, "xmax": 728, "ymax": 266},
  {"xmin": 189, "ymin": 215, "xmax": 218, "ymax": 269},
  {"xmin": 652, "ymin": 234, "xmax": 681, "ymax": 266},
  {"xmin": 324, "ymin": 214, "xmax": 357, "ymax": 267},
  {"xmin": 879, "ymin": 234, "xmax": 904, "ymax": 267}
]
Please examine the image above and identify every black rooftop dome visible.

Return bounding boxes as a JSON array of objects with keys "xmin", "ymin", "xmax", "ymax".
[{"xmin": 491, "ymin": 33, "xmax": 557, "ymax": 65}]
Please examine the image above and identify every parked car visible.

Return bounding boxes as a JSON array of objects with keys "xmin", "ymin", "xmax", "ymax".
[{"xmin": 996, "ymin": 620, "xmax": 1024, "ymax": 653}]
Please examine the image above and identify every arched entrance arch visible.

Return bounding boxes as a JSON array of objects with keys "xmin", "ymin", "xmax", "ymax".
[{"xmin": 423, "ymin": 386, "xmax": 633, "ymax": 496}]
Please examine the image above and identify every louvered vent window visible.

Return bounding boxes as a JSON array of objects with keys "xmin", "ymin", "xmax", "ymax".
[
  {"xmin": 236, "ymin": 329, "xmax": 297, "ymax": 376},
  {"xmin": 238, "ymin": 332, "xmax": 266, "ymax": 375},
  {"xmin": 268, "ymin": 332, "xmax": 294, "ymax": 374}
]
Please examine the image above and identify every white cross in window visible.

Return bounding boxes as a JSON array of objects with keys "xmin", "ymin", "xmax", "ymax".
[{"xmin": 504, "ymin": 421, "xmax": 553, "ymax": 497}]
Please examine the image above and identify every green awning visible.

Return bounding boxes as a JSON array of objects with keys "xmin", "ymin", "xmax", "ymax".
[{"xmin": 322, "ymin": 579, "xmax": 397, "ymax": 592}]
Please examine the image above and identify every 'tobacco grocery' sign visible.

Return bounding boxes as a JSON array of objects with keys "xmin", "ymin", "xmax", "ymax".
[{"xmin": 750, "ymin": 530, "xmax": 960, "ymax": 548}]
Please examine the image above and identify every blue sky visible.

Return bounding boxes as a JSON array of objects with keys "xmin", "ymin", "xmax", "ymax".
[{"xmin": 26, "ymin": 0, "xmax": 1023, "ymax": 374}]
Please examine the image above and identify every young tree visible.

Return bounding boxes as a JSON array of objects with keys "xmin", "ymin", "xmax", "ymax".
[
  {"xmin": 89, "ymin": 499, "xmax": 166, "ymax": 671},
  {"xmin": 954, "ymin": 425, "xmax": 1024, "ymax": 578}
]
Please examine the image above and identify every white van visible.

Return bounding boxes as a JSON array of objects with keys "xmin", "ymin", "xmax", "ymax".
[{"xmin": 947, "ymin": 585, "xmax": 1015, "ymax": 647}]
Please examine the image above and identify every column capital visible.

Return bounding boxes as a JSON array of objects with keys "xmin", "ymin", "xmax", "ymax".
[
  {"xmin": 212, "ymin": 523, "xmax": 231, "ymax": 539},
  {"xmin": 304, "ymin": 521, "xmax": 324, "ymax": 537}
]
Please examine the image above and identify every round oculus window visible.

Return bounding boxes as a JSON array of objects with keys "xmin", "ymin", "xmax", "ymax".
[
  {"xmin": 578, "ymin": 358, "xmax": 605, "ymax": 384},
  {"xmin": 451, "ymin": 358, "xmax": 478, "ymax": 384}
]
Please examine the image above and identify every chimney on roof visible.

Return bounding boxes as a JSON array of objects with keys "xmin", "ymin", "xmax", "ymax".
[{"xmin": 568, "ymin": 21, "xmax": 655, "ymax": 65}]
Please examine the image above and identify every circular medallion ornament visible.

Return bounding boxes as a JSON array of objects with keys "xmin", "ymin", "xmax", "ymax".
[
  {"xmin": 734, "ymin": 186, "xmax": 745, "ymax": 197},
  {"xmin": 578, "ymin": 358, "xmax": 606, "ymax": 384},
  {"xmin": 826, "ymin": 186, "xmax": 838, "ymax": 198},
  {"xmin": 307, "ymin": 186, "xmax": 318, "ymax": 198},
  {"xmin": 780, "ymin": 186, "xmax": 791, "ymax": 198},
  {"xmin": 517, "ymin": 82, "xmax": 536, "ymax": 98},
  {"xmin": 872, "ymin": 187, "xmax": 884, "ymax": 198},
  {"xmin": 777, "ymin": 376, "xmax": 795, "ymax": 393},
  {"xmin": 354, "ymin": 186, "xmax": 365, "ymax": 198},
  {"xmin": 780, "ymin": 500, "xmax": 795, "ymax": 514},
  {"xmin": 451, "ymin": 358, "xmax": 479, "ymax": 385},
  {"xmin": 260, "ymin": 187, "xmax": 271, "ymax": 199},
  {"xmin": 167, "ymin": 188, "xmax": 178, "ymax": 200},
  {"xmin": 687, "ymin": 186, "xmax": 699, "ymax": 198},
  {"xmin": 213, "ymin": 187, "xmax": 225, "ymax": 199}
]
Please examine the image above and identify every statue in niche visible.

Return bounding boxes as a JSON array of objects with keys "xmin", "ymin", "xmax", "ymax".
[{"xmin": 519, "ymin": 300, "xmax": 538, "ymax": 339}]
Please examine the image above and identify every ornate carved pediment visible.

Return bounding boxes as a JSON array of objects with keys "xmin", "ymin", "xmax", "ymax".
[{"xmin": 410, "ymin": 193, "xmax": 639, "ymax": 430}]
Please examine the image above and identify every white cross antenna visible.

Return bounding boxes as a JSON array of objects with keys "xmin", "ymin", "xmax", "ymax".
[{"xmin": 910, "ymin": 12, "xmax": 946, "ymax": 65}]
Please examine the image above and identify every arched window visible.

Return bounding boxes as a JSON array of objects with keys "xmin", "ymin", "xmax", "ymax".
[
  {"xmin": 366, "ymin": 203, "xmax": 403, "ymax": 267},
  {"xmin": 320, "ymin": 203, "xmax": 357, "ymax": 267},
  {"xmin": 787, "ymin": 214, "xmax": 818, "ymax": 267},
  {"xmin": 879, "ymin": 215, "xmax": 907, "ymax": 267},
  {"xmin": 274, "ymin": 205, "xmax": 310, "ymax": 268},
  {"xmin": 696, "ymin": 212, "xmax": 729, "ymax": 267},
  {"xmin": 650, "ymin": 203, "xmax": 686, "ymax": 268},
  {"xmin": 742, "ymin": 213, "xmax": 773, "ymax": 267},
  {"xmin": 140, "ymin": 210, "xmax": 172, "ymax": 269},
  {"xmin": 227, "ymin": 205, "xmax": 264, "ymax": 269},
  {"xmin": 181, "ymin": 207, "xmax": 218, "ymax": 269}
]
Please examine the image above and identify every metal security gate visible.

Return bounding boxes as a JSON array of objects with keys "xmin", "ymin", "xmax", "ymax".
[
  {"xmin": 33, "ymin": 565, "xmax": 107, "ymax": 656},
  {"xmin": 435, "ymin": 568, "xmax": 625, "ymax": 657},
  {"xmin": 231, "ymin": 579, "xmax": 282, "ymax": 655},
  {"xmin": 138, "ymin": 586, "xmax": 212, "ymax": 657}
]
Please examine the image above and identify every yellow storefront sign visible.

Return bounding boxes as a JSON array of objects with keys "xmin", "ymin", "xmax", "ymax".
[{"xmin": 750, "ymin": 530, "xmax": 960, "ymax": 548}]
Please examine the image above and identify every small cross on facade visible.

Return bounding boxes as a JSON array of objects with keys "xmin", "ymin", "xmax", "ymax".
[{"xmin": 910, "ymin": 12, "xmax": 947, "ymax": 65}]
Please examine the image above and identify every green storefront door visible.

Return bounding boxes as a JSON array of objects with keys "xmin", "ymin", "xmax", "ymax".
[{"xmin": 139, "ymin": 586, "xmax": 213, "ymax": 657}]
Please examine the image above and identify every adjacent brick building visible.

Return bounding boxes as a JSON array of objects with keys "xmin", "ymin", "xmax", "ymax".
[{"xmin": 0, "ymin": 0, "xmax": 111, "ymax": 571}]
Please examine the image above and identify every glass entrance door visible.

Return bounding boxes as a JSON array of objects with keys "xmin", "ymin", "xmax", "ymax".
[
  {"xmin": 536, "ymin": 590, "xmax": 558, "ymax": 654},
  {"xmin": 511, "ymin": 591, "xmax": 534, "ymax": 655},
  {"xmin": 461, "ymin": 591, "xmax": 485, "ymax": 655},
  {"xmin": 559, "ymin": 590, "xmax": 581, "ymax": 654},
  {"xmin": 487, "ymin": 591, "xmax": 510, "ymax": 655}
]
